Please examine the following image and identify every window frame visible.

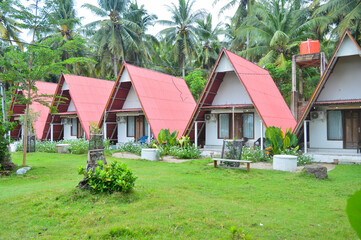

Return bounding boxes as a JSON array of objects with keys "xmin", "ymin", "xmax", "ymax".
[
  {"xmin": 217, "ymin": 112, "xmax": 255, "ymax": 139},
  {"xmin": 127, "ymin": 116, "xmax": 135, "ymax": 137},
  {"xmin": 327, "ymin": 110, "xmax": 343, "ymax": 141}
]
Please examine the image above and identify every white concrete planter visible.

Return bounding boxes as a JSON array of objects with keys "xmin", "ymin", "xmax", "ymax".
[
  {"xmin": 56, "ymin": 144, "xmax": 71, "ymax": 154},
  {"xmin": 141, "ymin": 148, "xmax": 160, "ymax": 161},
  {"xmin": 273, "ymin": 155, "xmax": 298, "ymax": 172}
]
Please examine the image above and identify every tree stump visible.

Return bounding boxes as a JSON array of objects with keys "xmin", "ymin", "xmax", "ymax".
[
  {"xmin": 78, "ymin": 150, "xmax": 107, "ymax": 189},
  {"xmin": 0, "ymin": 154, "xmax": 16, "ymax": 171}
]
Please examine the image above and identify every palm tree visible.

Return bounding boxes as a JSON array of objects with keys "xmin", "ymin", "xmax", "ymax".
[
  {"xmin": 237, "ymin": 0, "xmax": 311, "ymax": 67},
  {"xmin": 313, "ymin": 0, "xmax": 361, "ymax": 43},
  {"xmin": 83, "ymin": 0, "xmax": 140, "ymax": 77},
  {"xmin": 0, "ymin": 0, "xmax": 22, "ymax": 49},
  {"xmin": 159, "ymin": 0, "xmax": 205, "ymax": 77},
  {"xmin": 124, "ymin": 2, "xmax": 158, "ymax": 67},
  {"xmin": 195, "ymin": 13, "xmax": 223, "ymax": 70}
]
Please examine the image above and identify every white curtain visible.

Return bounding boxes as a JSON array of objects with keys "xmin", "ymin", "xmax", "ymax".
[
  {"xmin": 328, "ymin": 111, "xmax": 342, "ymax": 140},
  {"xmin": 71, "ymin": 118, "xmax": 77, "ymax": 136},
  {"xmin": 127, "ymin": 116, "xmax": 135, "ymax": 137},
  {"xmin": 242, "ymin": 114, "xmax": 254, "ymax": 138},
  {"xmin": 144, "ymin": 117, "xmax": 149, "ymax": 137},
  {"xmin": 219, "ymin": 114, "xmax": 229, "ymax": 138}
]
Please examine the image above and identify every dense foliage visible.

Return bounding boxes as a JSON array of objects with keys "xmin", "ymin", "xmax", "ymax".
[
  {"xmin": 78, "ymin": 160, "xmax": 137, "ymax": 193},
  {"xmin": 346, "ymin": 189, "xmax": 361, "ymax": 238},
  {"xmin": 265, "ymin": 126, "xmax": 298, "ymax": 155}
]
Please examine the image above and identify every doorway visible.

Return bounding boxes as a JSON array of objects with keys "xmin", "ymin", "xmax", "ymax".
[{"xmin": 344, "ymin": 110, "xmax": 360, "ymax": 149}]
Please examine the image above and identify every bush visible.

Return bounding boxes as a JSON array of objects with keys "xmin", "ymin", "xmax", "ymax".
[
  {"xmin": 281, "ymin": 149, "xmax": 313, "ymax": 166},
  {"xmin": 78, "ymin": 160, "xmax": 137, "ymax": 193},
  {"xmin": 241, "ymin": 147, "xmax": 271, "ymax": 162},
  {"xmin": 169, "ymin": 144, "xmax": 201, "ymax": 159},
  {"xmin": 118, "ymin": 141, "xmax": 143, "ymax": 156}
]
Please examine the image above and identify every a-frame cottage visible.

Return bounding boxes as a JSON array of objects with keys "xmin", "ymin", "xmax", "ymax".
[
  {"xmin": 99, "ymin": 62, "xmax": 196, "ymax": 144},
  {"xmin": 186, "ymin": 48, "xmax": 296, "ymax": 149},
  {"xmin": 294, "ymin": 30, "xmax": 361, "ymax": 158},
  {"xmin": 42, "ymin": 74, "xmax": 114, "ymax": 141},
  {"xmin": 9, "ymin": 81, "xmax": 57, "ymax": 140}
]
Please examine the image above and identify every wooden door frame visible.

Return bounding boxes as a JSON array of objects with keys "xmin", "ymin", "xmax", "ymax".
[{"xmin": 343, "ymin": 109, "xmax": 361, "ymax": 149}]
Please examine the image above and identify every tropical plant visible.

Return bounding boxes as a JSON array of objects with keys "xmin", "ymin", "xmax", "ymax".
[
  {"xmin": 78, "ymin": 160, "xmax": 137, "ymax": 193},
  {"xmin": 157, "ymin": 129, "xmax": 178, "ymax": 147},
  {"xmin": 346, "ymin": 189, "xmax": 361, "ymax": 238},
  {"xmin": 265, "ymin": 126, "xmax": 298, "ymax": 155},
  {"xmin": 159, "ymin": 0, "xmax": 205, "ymax": 77},
  {"xmin": 178, "ymin": 135, "xmax": 191, "ymax": 148}
]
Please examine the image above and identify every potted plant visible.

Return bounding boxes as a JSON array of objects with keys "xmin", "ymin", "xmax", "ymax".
[{"xmin": 265, "ymin": 127, "xmax": 299, "ymax": 171}]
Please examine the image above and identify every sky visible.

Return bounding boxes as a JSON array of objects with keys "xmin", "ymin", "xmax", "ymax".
[{"xmin": 75, "ymin": 0, "xmax": 236, "ymax": 35}]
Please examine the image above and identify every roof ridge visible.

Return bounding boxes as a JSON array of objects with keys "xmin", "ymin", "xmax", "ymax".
[
  {"xmin": 223, "ymin": 48, "xmax": 268, "ymax": 73},
  {"xmin": 125, "ymin": 62, "xmax": 185, "ymax": 81}
]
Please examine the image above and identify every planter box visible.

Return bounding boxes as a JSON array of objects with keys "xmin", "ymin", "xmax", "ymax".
[
  {"xmin": 56, "ymin": 144, "xmax": 71, "ymax": 154},
  {"xmin": 141, "ymin": 148, "xmax": 160, "ymax": 161},
  {"xmin": 273, "ymin": 155, "xmax": 297, "ymax": 171}
]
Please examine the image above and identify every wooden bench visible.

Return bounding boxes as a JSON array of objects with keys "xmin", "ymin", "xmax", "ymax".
[
  {"xmin": 213, "ymin": 159, "xmax": 252, "ymax": 172},
  {"xmin": 212, "ymin": 139, "xmax": 252, "ymax": 172}
]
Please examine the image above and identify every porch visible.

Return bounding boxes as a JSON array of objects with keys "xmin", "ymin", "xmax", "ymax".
[{"xmin": 306, "ymin": 148, "xmax": 361, "ymax": 164}]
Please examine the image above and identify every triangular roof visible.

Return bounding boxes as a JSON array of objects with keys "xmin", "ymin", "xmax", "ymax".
[
  {"xmin": 294, "ymin": 29, "xmax": 361, "ymax": 134},
  {"xmin": 43, "ymin": 74, "xmax": 115, "ymax": 139},
  {"xmin": 99, "ymin": 62, "xmax": 196, "ymax": 140},
  {"xmin": 9, "ymin": 81, "xmax": 57, "ymax": 139},
  {"xmin": 186, "ymin": 48, "xmax": 297, "ymax": 135}
]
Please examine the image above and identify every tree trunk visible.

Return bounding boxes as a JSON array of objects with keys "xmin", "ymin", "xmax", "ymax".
[
  {"xmin": 113, "ymin": 55, "xmax": 118, "ymax": 78},
  {"xmin": 22, "ymin": 98, "xmax": 30, "ymax": 166},
  {"xmin": 182, "ymin": 55, "xmax": 185, "ymax": 78},
  {"xmin": 0, "ymin": 154, "xmax": 16, "ymax": 171}
]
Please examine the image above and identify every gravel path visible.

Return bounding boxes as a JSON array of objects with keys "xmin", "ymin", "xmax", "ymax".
[{"xmin": 112, "ymin": 152, "xmax": 191, "ymax": 163}]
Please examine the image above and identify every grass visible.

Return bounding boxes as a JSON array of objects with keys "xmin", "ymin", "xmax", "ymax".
[{"xmin": 0, "ymin": 152, "xmax": 360, "ymax": 239}]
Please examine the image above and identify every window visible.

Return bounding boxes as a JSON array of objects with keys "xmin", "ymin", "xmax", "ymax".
[
  {"xmin": 327, "ymin": 110, "xmax": 342, "ymax": 140},
  {"xmin": 71, "ymin": 118, "xmax": 77, "ymax": 136},
  {"xmin": 242, "ymin": 113, "xmax": 254, "ymax": 138},
  {"xmin": 218, "ymin": 114, "xmax": 230, "ymax": 139},
  {"xmin": 144, "ymin": 117, "xmax": 149, "ymax": 137},
  {"xmin": 127, "ymin": 116, "xmax": 135, "ymax": 137}
]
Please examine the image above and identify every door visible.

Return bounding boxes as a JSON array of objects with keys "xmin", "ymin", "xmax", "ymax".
[
  {"xmin": 234, "ymin": 113, "xmax": 243, "ymax": 139},
  {"xmin": 135, "ymin": 116, "xmax": 144, "ymax": 140},
  {"xmin": 77, "ymin": 119, "xmax": 84, "ymax": 138},
  {"xmin": 344, "ymin": 110, "xmax": 360, "ymax": 149}
]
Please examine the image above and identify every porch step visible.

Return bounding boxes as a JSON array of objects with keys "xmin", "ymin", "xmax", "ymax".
[{"xmin": 306, "ymin": 153, "xmax": 361, "ymax": 164}]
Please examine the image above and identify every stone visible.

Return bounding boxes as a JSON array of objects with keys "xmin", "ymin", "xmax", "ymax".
[
  {"xmin": 303, "ymin": 165, "xmax": 328, "ymax": 179},
  {"xmin": 16, "ymin": 168, "xmax": 28, "ymax": 175}
]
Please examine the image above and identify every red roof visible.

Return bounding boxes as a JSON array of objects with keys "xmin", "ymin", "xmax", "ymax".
[
  {"xmin": 9, "ymin": 81, "xmax": 57, "ymax": 139},
  {"xmin": 100, "ymin": 63, "xmax": 196, "ymax": 140},
  {"xmin": 42, "ymin": 74, "xmax": 115, "ymax": 140},
  {"xmin": 186, "ymin": 48, "xmax": 296, "ymax": 136},
  {"xmin": 63, "ymin": 74, "xmax": 115, "ymax": 139}
]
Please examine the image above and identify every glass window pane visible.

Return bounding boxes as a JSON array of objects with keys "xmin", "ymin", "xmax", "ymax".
[
  {"xmin": 71, "ymin": 118, "xmax": 77, "ymax": 136},
  {"xmin": 144, "ymin": 117, "xmax": 149, "ymax": 137},
  {"xmin": 128, "ymin": 116, "xmax": 135, "ymax": 137},
  {"xmin": 242, "ymin": 114, "xmax": 254, "ymax": 138},
  {"xmin": 219, "ymin": 114, "xmax": 229, "ymax": 139},
  {"xmin": 328, "ymin": 111, "xmax": 342, "ymax": 140}
]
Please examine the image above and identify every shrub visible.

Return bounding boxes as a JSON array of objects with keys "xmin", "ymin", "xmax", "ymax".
[
  {"xmin": 265, "ymin": 126, "xmax": 298, "ymax": 155},
  {"xmin": 78, "ymin": 160, "xmax": 137, "ymax": 194},
  {"xmin": 119, "ymin": 141, "xmax": 143, "ymax": 156},
  {"xmin": 241, "ymin": 147, "xmax": 271, "ymax": 162},
  {"xmin": 169, "ymin": 144, "xmax": 201, "ymax": 159}
]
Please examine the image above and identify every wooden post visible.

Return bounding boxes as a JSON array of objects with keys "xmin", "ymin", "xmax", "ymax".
[
  {"xmin": 291, "ymin": 55, "xmax": 298, "ymax": 120},
  {"xmin": 50, "ymin": 123, "xmax": 53, "ymax": 142},
  {"xmin": 213, "ymin": 160, "xmax": 217, "ymax": 168},
  {"xmin": 247, "ymin": 163, "xmax": 250, "ymax": 172},
  {"xmin": 194, "ymin": 121, "xmax": 198, "ymax": 148}
]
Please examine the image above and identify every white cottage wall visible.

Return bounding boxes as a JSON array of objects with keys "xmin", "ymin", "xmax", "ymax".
[
  {"xmin": 123, "ymin": 86, "xmax": 142, "ymax": 109},
  {"xmin": 63, "ymin": 124, "xmax": 77, "ymax": 140},
  {"xmin": 309, "ymin": 107, "xmax": 343, "ymax": 149},
  {"xmin": 205, "ymin": 110, "xmax": 264, "ymax": 147},
  {"xmin": 317, "ymin": 56, "xmax": 361, "ymax": 101},
  {"xmin": 212, "ymin": 72, "xmax": 252, "ymax": 105},
  {"xmin": 117, "ymin": 122, "xmax": 135, "ymax": 143}
]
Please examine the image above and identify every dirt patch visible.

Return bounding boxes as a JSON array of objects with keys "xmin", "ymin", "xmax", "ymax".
[
  {"xmin": 112, "ymin": 152, "xmax": 192, "ymax": 163},
  {"xmin": 209, "ymin": 161, "xmax": 336, "ymax": 172}
]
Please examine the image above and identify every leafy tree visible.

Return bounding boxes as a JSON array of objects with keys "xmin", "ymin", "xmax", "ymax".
[
  {"xmin": 0, "ymin": 40, "xmax": 92, "ymax": 166},
  {"xmin": 159, "ymin": 0, "xmax": 205, "ymax": 77},
  {"xmin": 0, "ymin": 0, "xmax": 22, "ymax": 49},
  {"xmin": 184, "ymin": 70, "xmax": 207, "ymax": 101}
]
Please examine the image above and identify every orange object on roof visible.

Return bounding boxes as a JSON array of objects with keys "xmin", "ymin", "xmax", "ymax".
[
  {"xmin": 42, "ymin": 74, "xmax": 115, "ymax": 140},
  {"xmin": 100, "ymin": 62, "xmax": 196, "ymax": 141},
  {"xmin": 300, "ymin": 39, "xmax": 320, "ymax": 55},
  {"xmin": 9, "ymin": 81, "xmax": 57, "ymax": 140}
]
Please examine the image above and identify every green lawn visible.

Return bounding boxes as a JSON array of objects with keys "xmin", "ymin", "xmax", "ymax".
[{"xmin": 0, "ymin": 152, "xmax": 360, "ymax": 239}]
